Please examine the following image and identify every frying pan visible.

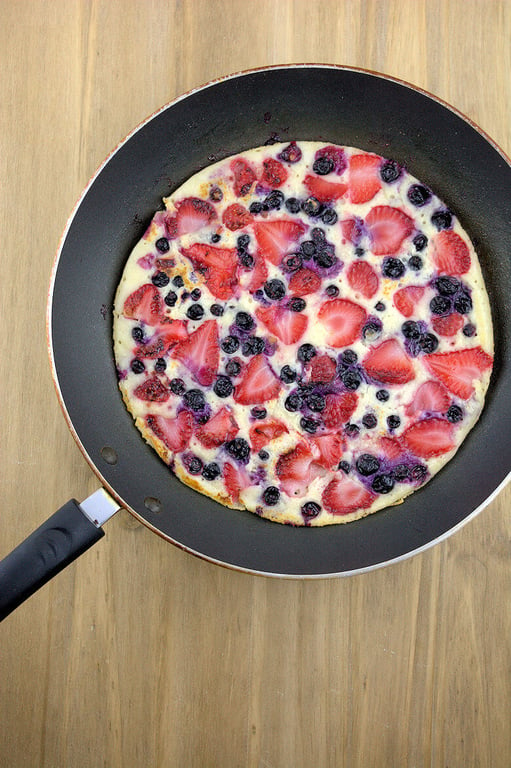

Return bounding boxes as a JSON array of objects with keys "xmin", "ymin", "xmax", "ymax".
[{"xmin": 1, "ymin": 65, "xmax": 510, "ymax": 619}]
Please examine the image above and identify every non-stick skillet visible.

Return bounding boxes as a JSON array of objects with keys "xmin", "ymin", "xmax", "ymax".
[{"xmin": 1, "ymin": 65, "xmax": 510, "ymax": 620}]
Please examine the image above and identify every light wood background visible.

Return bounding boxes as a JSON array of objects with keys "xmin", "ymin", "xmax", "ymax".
[{"xmin": 1, "ymin": 2, "xmax": 510, "ymax": 766}]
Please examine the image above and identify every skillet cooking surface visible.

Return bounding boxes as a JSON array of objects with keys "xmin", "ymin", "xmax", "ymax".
[{"xmin": 50, "ymin": 65, "xmax": 511, "ymax": 576}]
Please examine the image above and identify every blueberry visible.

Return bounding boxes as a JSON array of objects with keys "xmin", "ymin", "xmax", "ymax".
[
  {"xmin": 172, "ymin": 275, "xmax": 184, "ymax": 288},
  {"xmin": 313, "ymin": 156, "xmax": 334, "ymax": 175},
  {"xmin": 435, "ymin": 276, "xmax": 460, "ymax": 296},
  {"xmin": 251, "ymin": 406, "xmax": 267, "ymax": 419},
  {"xmin": 249, "ymin": 201, "xmax": 264, "ymax": 214},
  {"xmin": 258, "ymin": 450, "xmax": 270, "ymax": 460},
  {"xmin": 431, "ymin": 209, "xmax": 453, "ymax": 230},
  {"xmin": 321, "ymin": 208, "xmax": 338, "ymax": 225},
  {"xmin": 165, "ymin": 291, "xmax": 178, "ymax": 307},
  {"xmin": 297, "ymin": 343, "xmax": 317, "ymax": 363},
  {"xmin": 280, "ymin": 365, "xmax": 297, "ymax": 383},
  {"xmin": 263, "ymin": 486, "xmax": 280, "ymax": 506},
  {"xmin": 411, "ymin": 464, "xmax": 428, "ymax": 482},
  {"xmin": 382, "ymin": 257, "xmax": 405, "ymax": 279},
  {"xmin": 282, "ymin": 253, "xmax": 303, "ymax": 272},
  {"xmin": 362, "ymin": 413, "xmax": 377, "ymax": 429},
  {"xmin": 264, "ymin": 279, "xmax": 286, "ymax": 300},
  {"xmin": 300, "ymin": 240, "xmax": 317, "ymax": 258},
  {"xmin": 214, "ymin": 376, "xmax": 233, "ymax": 398},
  {"xmin": 209, "ymin": 185, "xmax": 223, "ymax": 201},
  {"xmin": 265, "ymin": 190, "xmax": 285, "ymax": 210},
  {"xmin": 413, "ymin": 233, "xmax": 428, "ymax": 251},
  {"xmin": 407, "ymin": 184, "xmax": 431, "ymax": 207},
  {"xmin": 225, "ymin": 437, "xmax": 251, "ymax": 464},
  {"xmin": 183, "ymin": 388, "xmax": 205, "ymax": 411},
  {"xmin": 314, "ymin": 247, "xmax": 335, "ymax": 268},
  {"xmin": 453, "ymin": 293, "xmax": 473, "ymax": 314},
  {"xmin": 154, "ymin": 358, "xmax": 167, "ymax": 373},
  {"xmin": 170, "ymin": 377, "xmax": 186, "ymax": 395},
  {"xmin": 463, "ymin": 323, "xmax": 476, "ymax": 337},
  {"xmin": 190, "ymin": 288, "xmax": 202, "ymax": 301},
  {"xmin": 342, "ymin": 369, "xmax": 362, "ymax": 390},
  {"xmin": 375, "ymin": 301, "xmax": 386, "ymax": 312},
  {"xmin": 376, "ymin": 389, "xmax": 390, "ymax": 402},
  {"xmin": 302, "ymin": 196, "xmax": 323, "ymax": 218},
  {"xmin": 430, "ymin": 296, "xmax": 451, "ymax": 315},
  {"xmin": 155, "ymin": 237, "xmax": 170, "ymax": 253},
  {"xmin": 362, "ymin": 320, "xmax": 382, "ymax": 341},
  {"xmin": 341, "ymin": 349, "xmax": 358, "ymax": 365},
  {"xmin": 380, "ymin": 159, "xmax": 401, "ymax": 183},
  {"xmin": 186, "ymin": 303, "xmax": 205, "ymax": 320},
  {"xmin": 221, "ymin": 335, "xmax": 240, "ymax": 354},
  {"xmin": 210, "ymin": 303, "xmax": 224, "ymax": 316},
  {"xmin": 301, "ymin": 501, "xmax": 321, "ymax": 518},
  {"xmin": 338, "ymin": 460, "xmax": 351, "ymax": 474},
  {"xmin": 202, "ymin": 462, "xmax": 221, "ymax": 481},
  {"xmin": 239, "ymin": 252, "xmax": 255, "ymax": 269},
  {"xmin": 392, "ymin": 464, "xmax": 410, "ymax": 482},
  {"xmin": 211, "ymin": 233, "xmax": 221, "ymax": 244},
  {"xmin": 356, "ymin": 454, "xmax": 380, "ymax": 476},
  {"xmin": 288, "ymin": 297, "xmax": 306, "ymax": 312},
  {"xmin": 387, "ymin": 415, "xmax": 401, "ymax": 430},
  {"xmin": 311, "ymin": 227, "xmax": 326, "ymax": 242},
  {"xmin": 446, "ymin": 404, "xmax": 464, "ymax": 423},
  {"xmin": 236, "ymin": 233, "xmax": 250, "ymax": 249},
  {"xmin": 419, "ymin": 332, "xmax": 439, "ymax": 354},
  {"xmin": 131, "ymin": 326, "xmax": 144, "ymax": 342},
  {"xmin": 131, "ymin": 358, "xmax": 145, "ymax": 374},
  {"xmin": 235, "ymin": 311, "xmax": 254, "ymax": 331},
  {"xmin": 187, "ymin": 456, "xmax": 203, "ymax": 475},
  {"xmin": 345, "ymin": 423, "xmax": 360, "ymax": 438},
  {"xmin": 401, "ymin": 320, "xmax": 421, "ymax": 339},
  {"xmin": 300, "ymin": 416, "xmax": 319, "ymax": 434},
  {"xmin": 371, "ymin": 473, "xmax": 395, "ymax": 494},
  {"xmin": 325, "ymin": 284, "xmax": 340, "ymax": 297},
  {"xmin": 285, "ymin": 197, "xmax": 301, "ymax": 214},
  {"xmin": 307, "ymin": 393, "xmax": 326, "ymax": 412},
  {"xmin": 278, "ymin": 142, "xmax": 302, "ymax": 163},
  {"xmin": 226, "ymin": 359, "xmax": 241, "ymax": 376},
  {"xmin": 285, "ymin": 392, "xmax": 303, "ymax": 411},
  {"xmin": 408, "ymin": 255, "xmax": 423, "ymax": 271},
  {"xmin": 243, "ymin": 337, "xmax": 266, "ymax": 356}
]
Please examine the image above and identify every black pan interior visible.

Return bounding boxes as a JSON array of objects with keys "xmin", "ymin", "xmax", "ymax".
[{"xmin": 50, "ymin": 66, "xmax": 511, "ymax": 576}]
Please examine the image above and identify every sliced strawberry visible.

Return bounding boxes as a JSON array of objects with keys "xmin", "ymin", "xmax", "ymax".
[
  {"xmin": 133, "ymin": 374, "xmax": 170, "ymax": 402},
  {"xmin": 308, "ymin": 353, "xmax": 337, "ymax": 383},
  {"xmin": 348, "ymin": 153, "xmax": 382, "ymax": 204},
  {"xmin": 180, "ymin": 243, "xmax": 238, "ymax": 300},
  {"xmin": 432, "ymin": 230, "xmax": 471, "ymax": 275},
  {"xmin": 223, "ymin": 461, "xmax": 249, "ymax": 505},
  {"xmin": 366, "ymin": 206, "xmax": 414, "ymax": 255},
  {"xmin": 123, "ymin": 284, "xmax": 163, "ymax": 323},
  {"xmin": 303, "ymin": 174, "xmax": 347, "ymax": 202},
  {"xmin": 405, "ymin": 379, "xmax": 451, "ymax": 417},
  {"xmin": 255, "ymin": 304, "xmax": 308, "ymax": 345},
  {"xmin": 322, "ymin": 474, "xmax": 375, "ymax": 516},
  {"xmin": 135, "ymin": 321, "xmax": 188, "ymax": 358},
  {"xmin": 233, "ymin": 354, "xmax": 281, "ymax": 405},
  {"xmin": 401, "ymin": 417, "xmax": 455, "ymax": 458},
  {"xmin": 363, "ymin": 338, "xmax": 415, "ymax": 384},
  {"xmin": 322, "ymin": 392, "xmax": 358, "ymax": 429},
  {"xmin": 243, "ymin": 251, "xmax": 268, "ymax": 293},
  {"xmin": 393, "ymin": 285, "xmax": 425, "ymax": 317},
  {"xmin": 196, "ymin": 406, "xmax": 239, "ymax": 448},
  {"xmin": 222, "ymin": 203, "xmax": 252, "ymax": 231},
  {"xmin": 377, "ymin": 435, "xmax": 403, "ymax": 460},
  {"xmin": 340, "ymin": 217, "xmax": 364, "ymax": 245},
  {"xmin": 175, "ymin": 197, "xmax": 217, "ymax": 235},
  {"xmin": 431, "ymin": 313, "xmax": 464, "ymax": 337},
  {"xmin": 253, "ymin": 219, "xmax": 307, "ymax": 266},
  {"xmin": 346, "ymin": 260, "xmax": 379, "ymax": 299},
  {"xmin": 317, "ymin": 298, "xmax": 367, "ymax": 347},
  {"xmin": 171, "ymin": 319, "xmax": 219, "ymax": 386},
  {"xmin": 260, "ymin": 158, "xmax": 288, "ymax": 187},
  {"xmin": 145, "ymin": 410, "xmax": 194, "ymax": 452},
  {"xmin": 230, "ymin": 158, "xmax": 257, "ymax": 196},
  {"xmin": 276, "ymin": 442, "xmax": 315, "ymax": 497},
  {"xmin": 249, "ymin": 419, "xmax": 289, "ymax": 452},
  {"xmin": 288, "ymin": 267, "xmax": 322, "ymax": 296},
  {"xmin": 309, "ymin": 433, "xmax": 344, "ymax": 469},
  {"xmin": 423, "ymin": 346, "xmax": 493, "ymax": 399}
]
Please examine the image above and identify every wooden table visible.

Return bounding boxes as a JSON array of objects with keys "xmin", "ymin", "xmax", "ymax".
[{"xmin": 1, "ymin": 2, "xmax": 510, "ymax": 766}]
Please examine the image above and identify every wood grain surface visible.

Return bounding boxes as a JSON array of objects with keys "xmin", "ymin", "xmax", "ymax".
[{"xmin": 1, "ymin": 2, "xmax": 510, "ymax": 766}]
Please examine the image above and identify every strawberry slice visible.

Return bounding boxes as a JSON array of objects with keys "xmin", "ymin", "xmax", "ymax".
[
  {"xmin": 260, "ymin": 158, "xmax": 288, "ymax": 187},
  {"xmin": 405, "ymin": 379, "xmax": 451, "ymax": 417},
  {"xmin": 377, "ymin": 435, "xmax": 403, "ymax": 460},
  {"xmin": 249, "ymin": 419, "xmax": 289, "ymax": 452},
  {"xmin": 180, "ymin": 243, "xmax": 238, "ymax": 300},
  {"xmin": 432, "ymin": 230, "xmax": 471, "ymax": 275},
  {"xmin": 223, "ymin": 461, "xmax": 250, "ymax": 505},
  {"xmin": 401, "ymin": 417, "xmax": 455, "ymax": 458},
  {"xmin": 363, "ymin": 338, "xmax": 415, "ymax": 384},
  {"xmin": 255, "ymin": 304, "xmax": 308, "ymax": 345},
  {"xmin": 322, "ymin": 474, "xmax": 375, "ymax": 516},
  {"xmin": 145, "ymin": 410, "xmax": 194, "ymax": 452},
  {"xmin": 423, "ymin": 346, "xmax": 493, "ymax": 399},
  {"xmin": 366, "ymin": 206, "xmax": 414, "ymax": 255},
  {"xmin": 171, "ymin": 319, "xmax": 219, "ymax": 386},
  {"xmin": 253, "ymin": 219, "xmax": 307, "ymax": 266},
  {"xmin": 348, "ymin": 153, "xmax": 382, "ymax": 204},
  {"xmin": 288, "ymin": 267, "xmax": 322, "ymax": 296},
  {"xmin": 196, "ymin": 406, "xmax": 239, "ymax": 448},
  {"xmin": 308, "ymin": 353, "xmax": 337, "ymax": 383},
  {"xmin": 242, "ymin": 251, "xmax": 268, "ymax": 293},
  {"xmin": 135, "ymin": 321, "xmax": 188, "ymax": 358},
  {"xmin": 303, "ymin": 174, "xmax": 347, "ymax": 202},
  {"xmin": 393, "ymin": 285, "xmax": 425, "ymax": 317},
  {"xmin": 222, "ymin": 203, "xmax": 252, "ymax": 231},
  {"xmin": 309, "ymin": 433, "xmax": 344, "ymax": 469},
  {"xmin": 233, "ymin": 354, "xmax": 281, "ymax": 405},
  {"xmin": 230, "ymin": 158, "xmax": 257, "ymax": 196},
  {"xmin": 174, "ymin": 197, "xmax": 217, "ymax": 235},
  {"xmin": 322, "ymin": 392, "xmax": 358, "ymax": 429},
  {"xmin": 431, "ymin": 313, "xmax": 464, "ymax": 337},
  {"xmin": 123, "ymin": 284, "xmax": 164, "ymax": 323},
  {"xmin": 317, "ymin": 298, "xmax": 367, "ymax": 347},
  {"xmin": 346, "ymin": 260, "xmax": 379, "ymax": 299},
  {"xmin": 133, "ymin": 374, "xmax": 170, "ymax": 402},
  {"xmin": 276, "ymin": 442, "xmax": 316, "ymax": 497},
  {"xmin": 340, "ymin": 217, "xmax": 364, "ymax": 245}
]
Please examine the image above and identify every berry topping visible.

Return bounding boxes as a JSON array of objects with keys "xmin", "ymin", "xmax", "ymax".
[
  {"xmin": 277, "ymin": 141, "xmax": 302, "ymax": 163},
  {"xmin": 321, "ymin": 392, "xmax": 358, "ymax": 430},
  {"xmin": 308, "ymin": 353, "xmax": 337, "ymax": 383},
  {"xmin": 241, "ymin": 336, "xmax": 266, "ymax": 356},
  {"xmin": 288, "ymin": 268, "xmax": 322, "ymax": 296},
  {"xmin": 382, "ymin": 257, "xmax": 406, "ymax": 279},
  {"xmin": 401, "ymin": 417, "xmax": 455, "ymax": 458},
  {"xmin": 249, "ymin": 419, "xmax": 289, "ymax": 452},
  {"xmin": 432, "ymin": 230, "xmax": 471, "ymax": 275},
  {"xmin": 151, "ymin": 271, "xmax": 170, "ymax": 288},
  {"xmin": 221, "ymin": 335, "xmax": 240, "ymax": 354},
  {"xmin": 297, "ymin": 343, "xmax": 317, "ymax": 363},
  {"xmin": 301, "ymin": 501, "xmax": 321, "ymax": 519},
  {"xmin": 393, "ymin": 286, "xmax": 425, "ymax": 317},
  {"xmin": 123, "ymin": 284, "xmax": 164, "ymax": 324},
  {"xmin": 303, "ymin": 174, "xmax": 347, "ymax": 202},
  {"xmin": 348, "ymin": 153, "xmax": 382, "ymax": 204},
  {"xmin": 317, "ymin": 298, "xmax": 367, "ymax": 348},
  {"xmin": 366, "ymin": 206, "xmax": 414, "ymax": 255},
  {"xmin": 310, "ymin": 433, "xmax": 344, "ymax": 469},
  {"xmin": 222, "ymin": 203, "xmax": 253, "ymax": 231},
  {"xmin": 171, "ymin": 319, "xmax": 219, "ymax": 386},
  {"xmin": 186, "ymin": 303, "xmax": 205, "ymax": 320},
  {"xmin": 405, "ymin": 379, "xmax": 451, "ymax": 417},
  {"xmin": 261, "ymin": 158, "xmax": 288, "ymax": 187},
  {"xmin": 233, "ymin": 354, "xmax": 281, "ymax": 405},
  {"xmin": 230, "ymin": 158, "xmax": 257, "ymax": 196},
  {"xmin": 431, "ymin": 313, "xmax": 464, "ymax": 337},
  {"xmin": 431, "ymin": 209, "xmax": 453, "ymax": 231},
  {"xmin": 134, "ymin": 374, "xmax": 170, "ymax": 402},
  {"xmin": 263, "ymin": 486, "xmax": 280, "ymax": 505},
  {"xmin": 346, "ymin": 260, "xmax": 379, "ymax": 299},
  {"xmin": 371, "ymin": 473, "xmax": 395, "ymax": 494},
  {"xmin": 155, "ymin": 237, "xmax": 170, "ymax": 253},
  {"xmin": 180, "ymin": 243, "xmax": 238, "ymax": 300},
  {"xmin": 202, "ymin": 462, "xmax": 221, "ymax": 481},
  {"xmin": 356, "ymin": 453, "xmax": 380, "ymax": 476},
  {"xmin": 174, "ymin": 197, "xmax": 217, "ymax": 235},
  {"xmin": 446, "ymin": 404, "xmax": 464, "ymax": 423},
  {"xmin": 423, "ymin": 346, "xmax": 493, "ymax": 399},
  {"xmin": 380, "ymin": 159, "xmax": 401, "ymax": 183},
  {"xmin": 145, "ymin": 410, "xmax": 194, "ymax": 452},
  {"xmin": 407, "ymin": 184, "xmax": 431, "ymax": 207},
  {"xmin": 363, "ymin": 339, "xmax": 415, "ymax": 384},
  {"xmin": 214, "ymin": 375, "xmax": 234, "ymax": 398},
  {"xmin": 276, "ymin": 442, "xmax": 318, "ymax": 497},
  {"xmin": 321, "ymin": 474, "xmax": 375, "ymax": 516},
  {"xmin": 253, "ymin": 219, "xmax": 307, "ymax": 265},
  {"xmin": 235, "ymin": 311, "xmax": 255, "ymax": 331},
  {"xmin": 225, "ymin": 437, "xmax": 251, "ymax": 464},
  {"xmin": 255, "ymin": 304, "xmax": 308, "ymax": 345},
  {"xmin": 196, "ymin": 406, "xmax": 239, "ymax": 448},
  {"xmin": 263, "ymin": 278, "xmax": 286, "ymax": 300},
  {"xmin": 280, "ymin": 364, "xmax": 297, "ymax": 383}
]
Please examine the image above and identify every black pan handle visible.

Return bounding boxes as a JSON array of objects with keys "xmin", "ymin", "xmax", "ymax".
[{"xmin": 0, "ymin": 491, "xmax": 120, "ymax": 621}]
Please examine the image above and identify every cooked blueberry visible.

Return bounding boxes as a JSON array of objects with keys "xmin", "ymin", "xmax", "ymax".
[
  {"xmin": 183, "ymin": 388, "xmax": 205, "ymax": 410},
  {"xmin": 221, "ymin": 335, "xmax": 240, "ymax": 354},
  {"xmin": 401, "ymin": 320, "xmax": 421, "ymax": 339},
  {"xmin": 209, "ymin": 185, "xmax": 223, "ymax": 201},
  {"xmin": 225, "ymin": 437, "xmax": 251, "ymax": 464},
  {"xmin": 321, "ymin": 208, "xmax": 338, "ymax": 225},
  {"xmin": 356, "ymin": 453, "xmax": 380, "ymax": 476},
  {"xmin": 431, "ymin": 209, "xmax": 453, "ymax": 230},
  {"xmin": 263, "ymin": 486, "xmax": 280, "ymax": 506},
  {"xmin": 371, "ymin": 473, "xmax": 395, "ymax": 494},
  {"xmin": 408, "ymin": 255, "xmax": 423, "ymax": 271},
  {"xmin": 202, "ymin": 462, "xmax": 221, "ymax": 481},
  {"xmin": 165, "ymin": 290, "xmax": 178, "ymax": 307},
  {"xmin": 376, "ymin": 388, "xmax": 390, "ymax": 402},
  {"xmin": 446, "ymin": 404, "xmax": 464, "ymax": 423},
  {"xmin": 210, "ymin": 233, "xmax": 221, "ymax": 243},
  {"xmin": 313, "ymin": 156, "xmax": 334, "ymax": 175},
  {"xmin": 392, "ymin": 464, "xmax": 410, "ymax": 482},
  {"xmin": 152, "ymin": 271, "xmax": 170, "ymax": 287},
  {"xmin": 300, "ymin": 240, "xmax": 317, "ymax": 258},
  {"xmin": 407, "ymin": 184, "xmax": 431, "ymax": 207},
  {"xmin": 236, "ymin": 233, "xmax": 250, "ymax": 250},
  {"xmin": 375, "ymin": 301, "xmax": 386, "ymax": 312},
  {"xmin": 265, "ymin": 190, "xmax": 284, "ymax": 210},
  {"xmin": 453, "ymin": 292, "xmax": 473, "ymax": 314},
  {"xmin": 325, "ymin": 284, "xmax": 340, "ymax": 297},
  {"xmin": 301, "ymin": 501, "xmax": 321, "ymax": 518},
  {"xmin": 345, "ymin": 423, "xmax": 360, "ymax": 438},
  {"xmin": 380, "ymin": 159, "xmax": 401, "ymax": 183},
  {"xmin": 338, "ymin": 460, "xmax": 351, "ymax": 474},
  {"xmin": 362, "ymin": 320, "xmax": 382, "ymax": 341},
  {"xmin": 249, "ymin": 201, "xmax": 264, "ymax": 214},
  {"xmin": 172, "ymin": 275, "xmax": 184, "ymax": 288},
  {"xmin": 131, "ymin": 326, "xmax": 144, "ymax": 342},
  {"xmin": 190, "ymin": 288, "xmax": 201, "ymax": 301},
  {"xmin": 285, "ymin": 197, "xmax": 301, "ymax": 214},
  {"xmin": 300, "ymin": 416, "xmax": 319, "ymax": 434},
  {"xmin": 387, "ymin": 414, "xmax": 401, "ymax": 430},
  {"xmin": 302, "ymin": 196, "xmax": 323, "ymax": 217},
  {"xmin": 235, "ymin": 311, "xmax": 254, "ymax": 331},
  {"xmin": 435, "ymin": 276, "xmax": 460, "ymax": 296},
  {"xmin": 131, "ymin": 358, "xmax": 145, "ymax": 374},
  {"xmin": 419, "ymin": 332, "xmax": 439, "ymax": 354},
  {"xmin": 463, "ymin": 323, "xmax": 476, "ymax": 337},
  {"xmin": 354, "ymin": 247, "xmax": 365, "ymax": 257},
  {"xmin": 412, "ymin": 233, "xmax": 428, "ymax": 251},
  {"xmin": 251, "ymin": 406, "xmax": 267, "ymax": 419},
  {"xmin": 362, "ymin": 413, "xmax": 377, "ymax": 429},
  {"xmin": 258, "ymin": 450, "xmax": 270, "ymax": 460},
  {"xmin": 239, "ymin": 252, "xmax": 255, "ymax": 268},
  {"xmin": 312, "ymin": 227, "xmax": 326, "ymax": 242},
  {"xmin": 430, "ymin": 296, "xmax": 451, "ymax": 315},
  {"xmin": 225, "ymin": 359, "xmax": 241, "ymax": 376},
  {"xmin": 187, "ymin": 456, "xmax": 203, "ymax": 475},
  {"xmin": 278, "ymin": 142, "xmax": 302, "ymax": 163},
  {"xmin": 307, "ymin": 393, "xmax": 326, "ymax": 412},
  {"xmin": 411, "ymin": 464, "xmax": 428, "ymax": 482},
  {"xmin": 242, "ymin": 336, "xmax": 265, "ymax": 356},
  {"xmin": 170, "ymin": 377, "xmax": 186, "ymax": 395},
  {"xmin": 288, "ymin": 297, "xmax": 306, "ymax": 312},
  {"xmin": 382, "ymin": 257, "xmax": 405, "ymax": 278},
  {"xmin": 314, "ymin": 247, "xmax": 335, "ymax": 268},
  {"xmin": 154, "ymin": 358, "xmax": 167, "ymax": 373},
  {"xmin": 155, "ymin": 237, "xmax": 170, "ymax": 253},
  {"xmin": 341, "ymin": 349, "xmax": 358, "ymax": 365},
  {"xmin": 186, "ymin": 303, "xmax": 205, "ymax": 320},
  {"xmin": 285, "ymin": 392, "xmax": 303, "ymax": 411},
  {"xmin": 210, "ymin": 303, "xmax": 224, "ymax": 316},
  {"xmin": 264, "ymin": 278, "xmax": 286, "ymax": 300},
  {"xmin": 280, "ymin": 365, "xmax": 297, "ymax": 383},
  {"xmin": 342, "ymin": 369, "xmax": 362, "ymax": 390},
  {"xmin": 297, "ymin": 343, "xmax": 317, "ymax": 363},
  {"xmin": 214, "ymin": 376, "xmax": 233, "ymax": 398}
]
